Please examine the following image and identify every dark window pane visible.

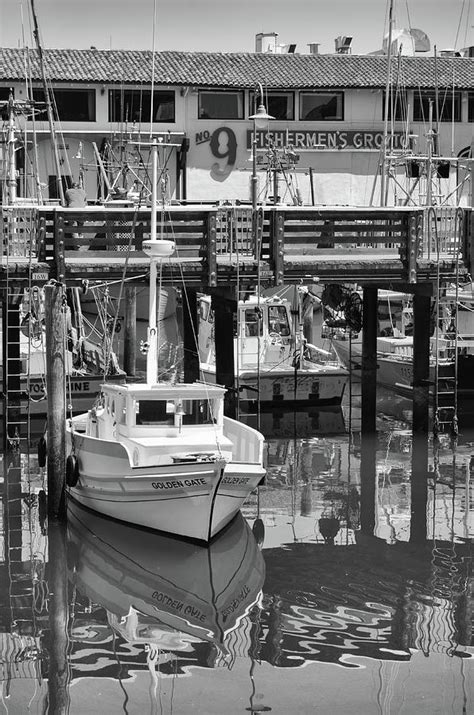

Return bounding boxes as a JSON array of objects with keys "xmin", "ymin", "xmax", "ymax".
[
  {"xmin": 108, "ymin": 90, "xmax": 175, "ymax": 123},
  {"xmin": 382, "ymin": 90, "xmax": 408, "ymax": 121},
  {"xmin": 413, "ymin": 90, "xmax": 461, "ymax": 122},
  {"xmin": 250, "ymin": 91, "xmax": 294, "ymax": 120},
  {"xmin": 33, "ymin": 88, "xmax": 95, "ymax": 122},
  {"xmin": 300, "ymin": 92, "xmax": 344, "ymax": 121},
  {"xmin": 198, "ymin": 91, "xmax": 244, "ymax": 119},
  {"xmin": 468, "ymin": 92, "xmax": 474, "ymax": 122}
]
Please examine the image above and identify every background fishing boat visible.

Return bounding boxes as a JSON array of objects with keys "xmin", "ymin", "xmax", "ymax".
[{"xmin": 198, "ymin": 290, "xmax": 348, "ymax": 409}]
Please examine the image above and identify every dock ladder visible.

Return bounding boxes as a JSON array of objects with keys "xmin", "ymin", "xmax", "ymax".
[
  {"xmin": 2, "ymin": 206, "xmax": 41, "ymax": 452},
  {"xmin": 429, "ymin": 207, "xmax": 463, "ymax": 436}
]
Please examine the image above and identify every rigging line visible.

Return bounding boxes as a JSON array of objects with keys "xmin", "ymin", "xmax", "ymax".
[
  {"xmin": 164, "ymin": 212, "xmax": 223, "ymax": 450},
  {"xmin": 103, "ymin": 204, "xmax": 143, "ymax": 376}
]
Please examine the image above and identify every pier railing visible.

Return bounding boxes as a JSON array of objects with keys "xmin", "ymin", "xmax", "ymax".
[{"xmin": 1, "ymin": 204, "xmax": 470, "ymax": 286}]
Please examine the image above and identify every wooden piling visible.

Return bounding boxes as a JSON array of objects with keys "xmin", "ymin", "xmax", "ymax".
[
  {"xmin": 182, "ymin": 288, "xmax": 200, "ymax": 383},
  {"xmin": 44, "ymin": 282, "xmax": 67, "ymax": 520},
  {"xmin": 361, "ymin": 286, "xmax": 378, "ymax": 433},
  {"xmin": 410, "ymin": 292, "xmax": 430, "ymax": 542},
  {"xmin": 211, "ymin": 290, "xmax": 237, "ymax": 419},
  {"xmin": 360, "ymin": 286, "xmax": 378, "ymax": 535},
  {"xmin": 123, "ymin": 285, "xmax": 137, "ymax": 376}
]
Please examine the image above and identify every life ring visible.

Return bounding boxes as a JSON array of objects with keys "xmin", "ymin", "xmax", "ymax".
[
  {"xmin": 37, "ymin": 436, "xmax": 47, "ymax": 468},
  {"xmin": 66, "ymin": 454, "xmax": 80, "ymax": 487}
]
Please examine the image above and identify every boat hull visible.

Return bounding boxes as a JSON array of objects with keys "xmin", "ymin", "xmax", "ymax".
[
  {"xmin": 66, "ymin": 425, "xmax": 265, "ymax": 542},
  {"xmin": 201, "ymin": 365, "xmax": 348, "ymax": 408},
  {"xmin": 66, "ymin": 430, "xmax": 227, "ymax": 541}
]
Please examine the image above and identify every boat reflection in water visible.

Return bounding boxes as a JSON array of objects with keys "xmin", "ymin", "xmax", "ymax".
[{"xmin": 67, "ymin": 501, "xmax": 265, "ymax": 673}]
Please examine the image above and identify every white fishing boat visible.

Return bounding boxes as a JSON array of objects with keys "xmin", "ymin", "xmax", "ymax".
[
  {"xmin": 65, "ymin": 141, "xmax": 266, "ymax": 542},
  {"xmin": 330, "ymin": 290, "xmax": 456, "ymax": 398},
  {"xmin": 67, "ymin": 499, "xmax": 265, "ymax": 651},
  {"xmin": 199, "ymin": 291, "xmax": 348, "ymax": 408}
]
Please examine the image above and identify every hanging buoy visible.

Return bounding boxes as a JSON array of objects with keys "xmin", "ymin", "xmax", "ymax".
[
  {"xmin": 66, "ymin": 454, "xmax": 80, "ymax": 487},
  {"xmin": 37, "ymin": 436, "xmax": 47, "ymax": 467},
  {"xmin": 252, "ymin": 518, "xmax": 265, "ymax": 548}
]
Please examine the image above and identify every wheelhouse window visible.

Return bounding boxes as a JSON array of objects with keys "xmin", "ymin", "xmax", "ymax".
[
  {"xmin": 250, "ymin": 90, "xmax": 294, "ymax": 120},
  {"xmin": 109, "ymin": 89, "xmax": 175, "ymax": 123},
  {"xmin": 243, "ymin": 308, "xmax": 263, "ymax": 337},
  {"xmin": 32, "ymin": 88, "xmax": 96, "ymax": 121},
  {"xmin": 382, "ymin": 90, "xmax": 409, "ymax": 121},
  {"xmin": 268, "ymin": 305, "xmax": 290, "ymax": 336},
  {"xmin": 198, "ymin": 90, "xmax": 244, "ymax": 119},
  {"xmin": 413, "ymin": 89, "xmax": 462, "ymax": 122},
  {"xmin": 135, "ymin": 400, "xmax": 175, "ymax": 426},
  {"xmin": 300, "ymin": 92, "xmax": 344, "ymax": 121},
  {"xmin": 180, "ymin": 399, "xmax": 214, "ymax": 425}
]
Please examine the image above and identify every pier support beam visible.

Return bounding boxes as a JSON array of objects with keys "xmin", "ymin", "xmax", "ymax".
[
  {"xmin": 410, "ymin": 292, "xmax": 430, "ymax": 542},
  {"xmin": 211, "ymin": 290, "xmax": 237, "ymax": 419},
  {"xmin": 182, "ymin": 288, "xmax": 200, "ymax": 383},
  {"xmin": 412, "ymin": 293, "xmax": 431, "ymax": 434},
  {"xmin": 45, "ymin": 282, "xmax": 67, "ymax": 520},
  {"xmin": 123, "ymin": 285, "xmax": 137, "ymax": 376},
  {"xmin": 361, "ymin": 286, "xmax": 378, "ymax": 433},
  {"xmin": 360, "ymin": 286, "xmax": 378, "ymax": 536}
]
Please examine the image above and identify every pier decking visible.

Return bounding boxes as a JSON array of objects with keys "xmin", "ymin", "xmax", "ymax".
[{"xmin": 1, "ymin": 204, "xmax": 469, "ymax": 287}]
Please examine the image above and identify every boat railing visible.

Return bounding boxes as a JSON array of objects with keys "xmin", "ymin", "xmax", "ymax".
[{"xmin": 223, "ymin": 416, "xmax": 264, "ymax": 464}]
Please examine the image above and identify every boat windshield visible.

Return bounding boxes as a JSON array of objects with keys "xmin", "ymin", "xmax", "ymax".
[
  {"xmin": 268, "ymin": 305, "xmax": 290, "ymax": 336},
  {"xmin": 134, "ymin": 397, "xmax": 216, "ymax": 426},
  {"xmin": 136, "ymin": 400, "xmax": 175, "ymax": 426}
]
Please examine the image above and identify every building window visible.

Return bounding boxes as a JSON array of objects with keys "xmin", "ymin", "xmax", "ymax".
[
  {"xmin": 468, "ymin": 92, "xmax": 474, "ymax": 122},
  {"xmin": 198, "ymin": 91, "xmax": 244, "ymax": 119},
  {"xmin": 0, "ymin": 87, "xmax": 14, "ymax": 120},
  {"xmin": 109, "ymin": 89, "xmax": 175, "ymax": 123},
  {"xmin": 382, "ymin": 90, "xmax": 409, "ymax": 121},
  {"xmin": 413, "ymin": 89, "xmax": 462, "ymax": 123},
  {"xmin": 249, "ymin": 91, "xmax": 294, "ymax": 120},
  {"xmin": 33, "ymin": 88, "xmax": 96, "ymax": 122},
  {"xmin": 300, "ymin": 92, "xmax": 344, "ymax": 121}
]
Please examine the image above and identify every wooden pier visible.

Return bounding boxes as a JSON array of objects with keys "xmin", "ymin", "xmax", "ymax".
[{"xmin": 1, "ymin": 204, "xmax": 470, "ymax": 287}]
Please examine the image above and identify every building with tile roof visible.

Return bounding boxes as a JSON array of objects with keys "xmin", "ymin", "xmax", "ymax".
[{"xmin": 1, "ymin": 47, "xmax": 473, "ymax": 206}]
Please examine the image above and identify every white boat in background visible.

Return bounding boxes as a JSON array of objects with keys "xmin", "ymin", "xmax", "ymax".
[
  {"xmin": 330, "ymin": 290, "xmax": 457, "ymax": 398},
  {"xmin": 199, "ymin": 291, "xmax": 348, "ymax": 408},
  {"xmin": 68, "ymin": 499, "xmax": 265, "ymax": 651},
  {"xmin": 65, "ymin": 142, "xmax": 266, "ymax": 542}
]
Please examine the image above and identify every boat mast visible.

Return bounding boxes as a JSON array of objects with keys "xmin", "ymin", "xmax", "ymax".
[
  {"xmin": 143, "ymin": 138, "xmax": 175, "ymax": 384},
  {"xmin": 29, "ymin": 0, "xmax": 65, "ymax": 205},
  {"xmin": 380, "ymin": 0, "xmax": 394, "ymax": 206},
  {"xmin": 147, "ymin": 139, "xmax": 159, "ymax": 383},
  {"xmin": 6, "ymin": 93, "xmax": 17, "ymax": 203}
]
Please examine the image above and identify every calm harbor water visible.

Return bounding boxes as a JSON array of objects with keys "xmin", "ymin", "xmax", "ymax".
[{"xmin": 0, "ymin": 389, "xmax": 472, "ymax": 714}]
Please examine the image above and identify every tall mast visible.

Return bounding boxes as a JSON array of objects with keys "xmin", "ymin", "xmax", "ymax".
[
  {"xmin": 29, "ymin": 0, "xmax": 65, "ymax": 205},
  {"xmin": 380, "ymin": 0, "xmax": 394, "ymax": 206},
  {"xmin": 6, "ymin": 93, "xmax": 17, "ymax": 203},
  {"xmin": 142, "ymin": 139, "xmax": 175, "ymax": 384}
]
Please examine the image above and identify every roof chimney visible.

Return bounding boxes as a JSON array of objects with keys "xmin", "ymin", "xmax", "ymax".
[{"xmin": 308, "ymin": 43, "xmax": 320, "ymax": 55}]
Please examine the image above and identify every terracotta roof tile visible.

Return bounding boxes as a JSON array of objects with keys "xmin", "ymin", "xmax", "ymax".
[{"xmin": 0, "ymin": 47, "xmax": 473, "ymax": 89}]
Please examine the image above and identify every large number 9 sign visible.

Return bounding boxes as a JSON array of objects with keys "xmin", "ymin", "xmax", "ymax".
[{"xmin": 209, "ymin": 127, "xmax": 237, "ymax": 182}]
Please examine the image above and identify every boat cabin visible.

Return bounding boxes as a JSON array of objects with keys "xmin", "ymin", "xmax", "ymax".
[
  {"xmin": 198, "ymin": 293, "xmax": 294, "ymax": 370},
  {"xmin": 89, "ymin": 383, "xmax": 225, "ymax": 436}
]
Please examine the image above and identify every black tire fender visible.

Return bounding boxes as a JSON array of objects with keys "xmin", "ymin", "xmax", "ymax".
[
  {"xmin": 66, "ymin": 454, "xmax": 80, "ymax": 487},
  {"xmin": 37, "ymin": 436, "xmax": 47, "ymax": 468}
]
